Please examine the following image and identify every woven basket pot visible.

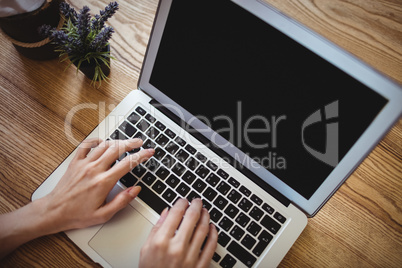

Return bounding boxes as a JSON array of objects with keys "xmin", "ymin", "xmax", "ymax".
[{"xmin": 0, "ymin": 0, "xmax": 64, "ymax": 60}]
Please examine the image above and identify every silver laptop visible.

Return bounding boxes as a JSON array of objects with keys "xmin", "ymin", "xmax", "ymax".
[{"xmin": 32, "ymin": 0, "xmax": 402, "ymax": 267}]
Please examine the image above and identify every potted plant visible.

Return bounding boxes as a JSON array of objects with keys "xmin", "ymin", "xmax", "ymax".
[{"xmin": 39, "ymin": 2, "xmax": 119, "ymax": 86}]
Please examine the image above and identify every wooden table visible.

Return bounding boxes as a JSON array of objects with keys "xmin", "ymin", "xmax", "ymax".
[{"xmin": 0, "ymin": 0, "xmax": 401, "ymax": 267}]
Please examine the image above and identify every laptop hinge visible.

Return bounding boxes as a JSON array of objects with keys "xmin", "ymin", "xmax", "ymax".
[{"xmin": 149, "ymin": 99, "xmax": 291, "ymax": 207}]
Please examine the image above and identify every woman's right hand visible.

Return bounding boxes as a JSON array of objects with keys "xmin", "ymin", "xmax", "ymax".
[{"xmin": 139, "ymin": 198, "xmax": 218, "ymax": 268}]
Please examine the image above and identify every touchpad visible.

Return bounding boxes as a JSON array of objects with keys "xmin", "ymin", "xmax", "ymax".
[{"xmin": 89, "ymin": 205, "xmax": 154, "ymax": 267}]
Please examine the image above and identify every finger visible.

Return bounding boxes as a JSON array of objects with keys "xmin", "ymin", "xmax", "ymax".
[
  {"xmin": 97, "ymin": 138, "xmax": 143, "ymax": 169},
  {"xmin": 156, "ymin": 198, "xmax": 189, "ymax": 238},
  {"xmin": 174, "ymin": 198, "xmax": 203, "ymax": 244},
  {"xmin": 185, "ymin": 208, "xmax": 210, "ymax": 257},
  {"xmin": 146, "ymin": 207, "xmax": 169, "ymax": 242},
  {"xmin": 196, "ymin": 224, "xmax": 218, "ymax": 268},
  {"xmin": 85, "ymin": 139, "xmax": 112, "ymax": 161},
  {"xmin": 105, "ymin": 148, "xmax": 154, "ymax": 186},
  {"xmin": 75, "ymin": 138, "xmax": 103, "ymax": 160},
  {"xmin": 93, "ymin": 186, "xmax": 142, "ymax": 224}
]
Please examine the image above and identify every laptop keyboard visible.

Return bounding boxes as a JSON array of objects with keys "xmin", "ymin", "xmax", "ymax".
[{"xmin": 111, "ymin": 105, "xmax": 287, "ymax": 268}]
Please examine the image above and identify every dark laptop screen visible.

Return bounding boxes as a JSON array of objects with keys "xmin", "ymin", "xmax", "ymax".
[{"xmin": 149, "ymin": 0, "xmax": 387, "ymax": 199}]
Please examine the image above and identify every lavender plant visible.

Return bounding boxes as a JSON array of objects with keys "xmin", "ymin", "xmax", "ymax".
[{"xmin": 39, "ymin": 2, "xmax": 119, "ymax": 85}]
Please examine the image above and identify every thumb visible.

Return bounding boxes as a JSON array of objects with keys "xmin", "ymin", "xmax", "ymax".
[{"xmin": 95, "ymin": 186, "xmax": 141, "ymax": 223}]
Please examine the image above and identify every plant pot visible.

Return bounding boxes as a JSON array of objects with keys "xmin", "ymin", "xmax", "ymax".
[
  {"xmin": 72, "ymin": 45, "xmax": 111, "ymax": 81},
  {"xmin": 0, "ymin": 0, "xmax": 65, "ymax": 60}
]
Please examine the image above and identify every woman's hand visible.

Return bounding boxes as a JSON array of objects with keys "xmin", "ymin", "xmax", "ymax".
[
  {"xmin": 0, "ymin": 138, "xmax": 153, "ymax": 258},
  {"xmin": 140, "ymin": 198, "xmax": 218, "ymax": 268},
  {"xmin": 41, "ymin": 138, "xmax": 154, "ymax": 233}
]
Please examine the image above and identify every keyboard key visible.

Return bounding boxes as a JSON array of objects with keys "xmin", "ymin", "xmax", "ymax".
[
  {"xmin": 172, "ymin": 162, "xmax": 186, "ymax": 176},
  {"xmin": 118, "ymin": 121, "xmax": 136, "ymax": 137},
  {"xmin": 274, "ymin": 212, "xmax": 286, "ymax": 223},
  {"xmin": 174, "ymin": 136, "xmax": 186, "ymax": 146},
  {"xmin": 110, "ymin": 129, "xmax": 127, "ymax": 140},
  {"xmin": 154, "ymin": 121, "xmax": 166, "ymax": 131},
  {"xmin": 144, "ymin": 158, "xmax": 160, "ymax": 172},
  {"xmin": 241, "ymin": 234, "xmax": 257, "ymax": 250},
  {"xmin": 161, "ymin": 155, "xmax": 176, "ymax": 169},
  {"xmin": 202, "ymin": 200, "xmax": 212, "ymax": 211},
  {"xmin": 219, "ymin": 216, "xmax": 234, "ymax": 232},
  {"xmin": 119, "ymin": 172, "xmax": 138, "ymax": 187},
  {"xmin": 186, "ymin": 190, "xmax": 201, "ymax": 202},
  {"xmin": 152, "ymin": 180, "xmax": 167, "ymax": 194},
  {"xmin": 250, "ymin": 194, "xmax": 263, "ymax": 206},
  {"xmin": 250, "ymin": 206, "xmax": 264, "ymax": 221},
  {"xmin": 153, "ymin": 147, "xmax": 166, "ymax": 160},
  {"xmin": 227, "ymin": 189, "xmax": 242, "ymax": 204},
  {"xmin": 132, "ymin": 164, "xmax": 147, "ymax": 178},
  {"xmin": 261, "ymin": 215, "xmax": 281, "ymax": 234},
  {"xmin": 133, "ymin": 131, "xmax": 147, "ymax": 141},
  {"xmin": 258, "ymin": 230, "xmax": 273, "ymax": 244},
  {"xmin": 142, "ymin": 172, "xmax": 157, "ymax": 186},
  {"xmin": 166, "ymin": 141, "xmax": 179, "ymax": 155},
  {"xmin": 193, "ymin": 179, "xmax": 207, "ymax": 193},
  {"xmin": 195, "ymin": 165, "xmax": 210, "ymax": 179},
  {"xmin": 166, "ymin": 174, "xmax": 180, "ymax": 188},
  {"xmin": 165, "ymin": 129, "xmax": 176, "ymax": 139},
  {"xmin": 212, "ymin": 252, "xmax": 221, "ymax": 263},
  {"xmin": 224, "ymin": 204, "xmax": 239, "ymax": 219},
  {"xmin": 206, "ymin": 160, "xmax": 218, "ymax": 171},
  {"xmin": 146, "ymin": 127, "xmax": 160, "ymax": 139},
  {"xmin": 247, "ymin": 221, "xmax": 262, "ymax": 237},
  {"xmin": 185, "ymin": 144, "xmax": 196, "ymax": 154},
  {"xmin": 176, "ymin": 149, "xmax": 189, "ymax": 162},
  {"xmin": 127, "ymin": 111, "xmax": 141, "ymax": 125},
  {"xmin": 155, "ymin": 134, "xmax": 169, "ymax": 147},
  {"xmin": 185, "ymin": 157, "xmax": 200, "ymax": 171},
  {"xmin": 195, "ymin": 152, "xmax": 207, "ymax": 163},
  {"xmin": 253, "ymin": 231, "xmax": 272, "ymax": 257},
  {"xmin": 238, "ymin": 198, "xmax": 253, "ymax": 213},
  {"xmin": 210, "ymin": 208, "xmax": 223, "ymax": 223},
  {"xmin": 143, "ymin": 139, "xmax": 156, "ymax": 149},
  {"xmin": 145, "ymin": 113, "xmax": 156, "ymax": 123},
  {"xmin": 218, "ymin": 232, "xmax": 231, "ymax": 247},
  {"xmin": 136, "ymin": 119, "xmax": 151, "ymax": 132},
  {"xmin": 217, "ymin": 168, "xmax": 229, "ymax": 180},
  {"xmin": 239, "ymin": 186, "xmax": 251, "ymax": 197},
  {"xmin": 182, "ymin": 170, "xmax": 196, "ymax": 184},
  {"xmin": 177, "ymin": 182, "xmax": 191, "ymax": 197},
  {"xmin": 230, "ymin": 225, "xmax": 245, "ymax": 241},
  {"xmin": 137, "ymin": 182, "xmax": 169, "ymax": 215},
  {"xmin": 228, "ymin": 177, "xmax": 240, "ymax": 188},
  {"xmin": 217, "ymin": 181, "xmax": 231, "ymax": 195},
  {"xmin": 203, "ymin": 187, "xmax": 218, "ymax": 202},
  {"xmin": 135, "ymin": 106, "xmax": 146, "ymax": 116},
  {"xmin": 162, "ymin": 188, "xmax": 177, "ymax": 203},
  {"xmin": 206, "ymin": 173, "xmax": 220, "ymax": 187},
  {"xmin": 227, "ymin": 241, "xmax": 256, "ymax": 268},
  {"xmin": 214, "ymin": 195, "xmax": 229, "ymax": 210},
  {"xmin": 235, "ymin": 212, "xmax": 250, "ymax": 228},
  {"xmin": 262, "ymin": 203, "xmax": 275, "ymax": 214}
]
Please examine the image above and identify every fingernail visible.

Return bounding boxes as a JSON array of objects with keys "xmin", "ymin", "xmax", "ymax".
[
  {"xmin": 147, "ymin": 148, "xmax": 155, "ymax": 154},
  {"xmin": 128, "ymin": 185, "xmax": 141, "ymax": 198}
]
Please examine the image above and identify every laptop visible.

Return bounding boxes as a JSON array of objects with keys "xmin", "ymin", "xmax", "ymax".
[{"xmin": 32, "ymin": 0, "xmax": 402, "ymax": 267}]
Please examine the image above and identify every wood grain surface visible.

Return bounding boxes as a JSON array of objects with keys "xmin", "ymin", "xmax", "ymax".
[{"xmin": 0, "ymin": 0, "xmax": 401, "ymax": 267}]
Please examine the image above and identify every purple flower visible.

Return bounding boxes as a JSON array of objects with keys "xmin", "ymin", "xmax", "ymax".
[
  {"xmin": 60, "ymin": 2, "xmax": 78, "ymax": 24},
  {"xmin": 77, "ymin": 6, "xmax": 91, "ymax": 42},
  {"xmin": 90, "ymin": 26, "xmax": 115, "ymax": 51},
  {"xmin": 91, "ymin": 2, "xmax": 119, "ymax": 31}
]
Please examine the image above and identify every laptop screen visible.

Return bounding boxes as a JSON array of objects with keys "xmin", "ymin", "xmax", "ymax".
[{"xmin": 149, "ymin": 0, "xmax": 388, "ymax": 199}]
